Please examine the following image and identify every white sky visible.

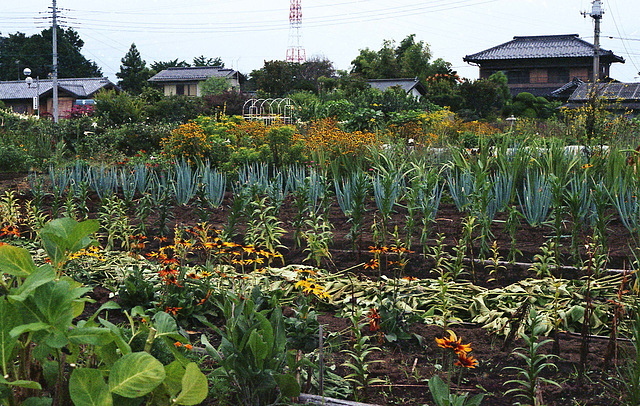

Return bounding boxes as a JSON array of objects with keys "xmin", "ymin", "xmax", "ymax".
[{"xmin": 3, "ymin": 0, "xmax": 640, "ymax": 83}]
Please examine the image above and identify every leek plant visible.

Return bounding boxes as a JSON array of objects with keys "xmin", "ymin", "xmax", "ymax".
[
  {"xmin": 566, "ymin": 174, "xmax": 592, "ymax": 262},
  {"xmin": 198, "ymin": 163, "xmax": 226, "ymax": 208},
  {"xmin": 335, "ymin": 170, "xmax": 369, "ymax": 251},
  {"xmin": 447, "ymin": 168, "xmax": 475, "ymax": 213},
  {"xmin": 518, "ymin": 170, "xmax": 552, "ymax": 227},
  {"xmin": 171, "ymin": 159, "xmax": 198, "ymax": 206},
  {"xmin": 373, "ymin": 169, "xmax": 402, "ymax": 247},
  {"xmin": 88, "ymin": 165, "xmax": 118, "ymax": 201}
]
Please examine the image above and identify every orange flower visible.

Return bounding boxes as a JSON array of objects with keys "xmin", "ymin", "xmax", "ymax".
[
  {"xmin": 174, "ymin": 341, "xmax": 182, "ymax": 347},
  {"xmin": 455, "ymin": 352, "xmax": 478, "ymax": 368},
  {"xmin": 184, "ymin": 344, "xmax": 193, "ymax": 351},
  {"xmin": 367, "ymin": 308, "xmax": 381, "ymax": 332},
  {"xmin": 165, "ymin": 306, "xmax": 182, "ymax": 315},
  {"xmin": 435, "ymin": 331, "xmax": 472, "ymax": 355}
]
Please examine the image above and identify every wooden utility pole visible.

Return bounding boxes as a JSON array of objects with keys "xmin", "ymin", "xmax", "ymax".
[{"xmin": 583, "ymin": 0, "xmax": 604, "ymax": 83}]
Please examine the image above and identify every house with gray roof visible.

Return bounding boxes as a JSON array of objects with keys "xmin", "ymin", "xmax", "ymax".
[
  {"xmin": 464, "ymin": 34, "xmax": 624, "ymax": 98},
  {"xmin": 0, "ymin": 77, "xmax": 118, "ymax": 117},
  {"xmin": 148, "ymin": 66, "xmax": 242, "ymax": 97},
  {"xmin": 366, "ymin": 78, "xmax": 426, "ymax": 98},
  {"xmin": 564, "ymin": 82, "xmax": 640, "ymax": 112}
]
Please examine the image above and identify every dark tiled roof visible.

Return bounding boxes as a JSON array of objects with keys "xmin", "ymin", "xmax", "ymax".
[
  {"xmin": 464, "ymin": 34, "xmax": 624, "ymax": 63},
  {"xmin": 568, "ymin": 82, "xmax": 640, "ymax": 101},
  {"xmin": 0, "ymin": 77, "xmax": 117, "ymax": 100},
  {"xmin": 367, "ymin": 78, "xmax": 426, "ymax": 95},
  {"xmin": 550, "ymin": 77, "xmax": 585, "ymax": 99},
  {"xmin": 148, "ymin": 66, "xmax": 238, "ymax": 82}
]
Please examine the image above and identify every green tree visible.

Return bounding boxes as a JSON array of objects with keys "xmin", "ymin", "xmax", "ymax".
[
  {"xmin": 149, "ymin": 58, "xmax": 189, "ymax": 75},
  {"xmin": 193, "ymin": 55, "xmax": 224, "ymax": 67},
  {"xmin": 116, "ymin": 43, "xmax": 151, "ymax": 95},
  {"xmin": 250, "ymin": 60, "xmax": 297, "ymax": 97},
  {"xmin": 0, "ymin": 27, "xmax": 101, "ymax": 80},
  {"xmin": 201, "ymin": 75, "xmax": 231, "ymax": 96},
  {"xmin": 350, "ymin": 35, "xmax": 433, "ymax": 81}
]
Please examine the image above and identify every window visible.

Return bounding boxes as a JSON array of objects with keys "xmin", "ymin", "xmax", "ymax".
[
  {"xmin": 506, "ymin": 70, "xmax": 529, "ymax": 84},
  {"xmin": 530, "ymin": 69, "xmax": 548, "ymax": 84},
  {"xmin": 548, "ymin": 68, "xmax": 569, "ymax": 84},
  {"xmin": 176, "ymin": 84, "xmax": 184, "ymax": 95}
]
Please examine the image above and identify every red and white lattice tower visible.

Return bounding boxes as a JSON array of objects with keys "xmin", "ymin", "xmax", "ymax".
[{"xmin": 286, "ymin": 0, "xmax": 306, "ymax": 63}]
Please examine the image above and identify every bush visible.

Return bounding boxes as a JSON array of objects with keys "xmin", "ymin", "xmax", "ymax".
[{"xmin": 0, "ymin": 142, "xmax": 33, "ymax": 171}]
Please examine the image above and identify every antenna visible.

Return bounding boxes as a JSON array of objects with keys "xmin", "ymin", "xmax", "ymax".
[
  {"xmin": 286, "ymin": 0, "xmax": 306, "ymax": 63},
  {"xmin": 582, "ymin": 0, "xmax": 604, "ymax": 82}
]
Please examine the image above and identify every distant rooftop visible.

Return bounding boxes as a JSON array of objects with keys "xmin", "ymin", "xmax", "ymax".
[
  {"xmin": 148, "ymin": 66, "xmax": 238, "ymax": 82},
  {"xmin": 366, "ymin": 78, "xmax": 426, "ymax": 95},
  {"xmin": 0, "ymin": 77, "xmax": 117, "ymax": 100},
  {"xmin": 464, "ymin": 34, "xmax": 624, "ymax": 63}
]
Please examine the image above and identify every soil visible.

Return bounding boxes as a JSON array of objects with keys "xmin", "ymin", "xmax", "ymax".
[{"xmin": 1, "ymin": 171, "xmax": 636, "ymax": 406}]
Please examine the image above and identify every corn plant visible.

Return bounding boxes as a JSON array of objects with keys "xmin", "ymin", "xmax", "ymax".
[{"xmin": 518, "ymin": 170, "xmax": 552, "ymax": 228}]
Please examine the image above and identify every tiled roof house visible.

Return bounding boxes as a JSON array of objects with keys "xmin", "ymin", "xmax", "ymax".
[
  {"xmin": 0, "ymin": 77, "xmax": 118, "ymax": 116},
  {"xmin": 148, "ymin": 66, "xmax": 242, "ymax": 96},
  {"xmin": 366, "ymin": 78, "xmax": 427, "ymax": 98},
  {"xmin": 464, "ymin": 34, "xmax": 624, "ymax": 97}
]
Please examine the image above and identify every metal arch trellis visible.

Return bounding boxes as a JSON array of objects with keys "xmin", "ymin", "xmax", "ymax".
[{"xmin": 243, "ymin": 98, "xmax": 296, "ymax": 125}]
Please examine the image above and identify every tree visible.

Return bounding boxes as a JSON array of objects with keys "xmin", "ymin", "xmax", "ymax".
[
  {"xmin": 349, "ymin": 35, "xmax": 432, "ymax": 81},
  {"xmin": 201, "ymin": 76, "xmax": 231, "ymax": 96},
  {"xmin": 116, "ymin": 43, "xmax": 151, "ymax": 95},
  {"xmin": 0, "ymin": 27, "xmax": 101, "ymax": 80},
  {"xmin": 192, "ymin": 55, "xmax": 224, "ymax": 67},
  {"xmin": 149, "ymin": 59, "xmax": 189, "ymax": 75},
  {"xmin": 250, "ymin": 60, "xmax": 297, "ymax": 97}
]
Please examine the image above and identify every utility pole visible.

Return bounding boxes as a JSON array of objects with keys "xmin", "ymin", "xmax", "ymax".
[
  {"xmin": 583, "ymin": 0, "xmax": 604, "ymax": 83},
  {"xmin": 52, "ymin": 0, "xmax": 59, "ymax": 123}
]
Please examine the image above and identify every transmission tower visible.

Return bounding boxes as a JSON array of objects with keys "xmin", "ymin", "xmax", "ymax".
[{"xmin": 286, "ymin": 0, "xmax": 306, "ymax": 63}]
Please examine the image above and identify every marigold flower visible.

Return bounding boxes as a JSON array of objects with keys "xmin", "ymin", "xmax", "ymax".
[
  {"xmin": 184, "ymin": 344, "xmax": 193, "ymax": 351},
  {"xmin": 174, "ymin": 341, "xmax": 182, "ymax": 347}
]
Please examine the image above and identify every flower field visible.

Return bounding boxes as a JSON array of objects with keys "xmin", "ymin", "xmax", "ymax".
[{"xmin": 2, "ymin": 107, "xmax": 640, "ymax": 405}]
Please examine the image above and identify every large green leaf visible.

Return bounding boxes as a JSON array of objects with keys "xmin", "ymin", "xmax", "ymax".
[
  {"xmin": 33, "ymin": 280, "xmax": 74, "ymax": 331},
  {"xmin": 68, "ymin": 327, "xmax": 114, "ymax": 346},
  {"xmin": 40, "ymin": 218, "xmax": 99, "ymax": 267},
  {"xmin": 173, "ymin": 362, "xmax": 207, "ymax": 405},
  {"xmin": 69, "ymin": 368, "xmax": 113, "ymax": 406},
  {"xmin": 163, "ymin": 361, "xmax": 185, "ymax": 398},
  {"xmin": 274, "ymin": 373, "xmax": 300, "ymax": 399},
  {"xmin": 0, "ymin": 245, "xmax": 37, "ymax": 277},
  {"xmin": 7, "ymin": 265, "xmax": 55, "ymax": 302},
  {"xmin": 108, "ymin": 352, "xmax": 165, "ymax": 398},
  {"xmin": 0, "ymin": 300, "xmax": 20, "ymax": 376},
  {"xmin": 0, "ymin": 375, "xmax": 42, "ymax": 390},
  {"xmin": 20, "ymin": 397, "xmax": 52, "ymax": 406},
  {"xmin": 153, "ymin": 311, "xmax": 177, "ymax": 337}
]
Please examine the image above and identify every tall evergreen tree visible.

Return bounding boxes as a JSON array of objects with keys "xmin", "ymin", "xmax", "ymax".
[
  {"xmin": 116, "ymin": 43, "xmax": 150, "ymax": 94},
  {"xmin": 0, "ymin": 27, "xmax": 101, "ymax": 81}
]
